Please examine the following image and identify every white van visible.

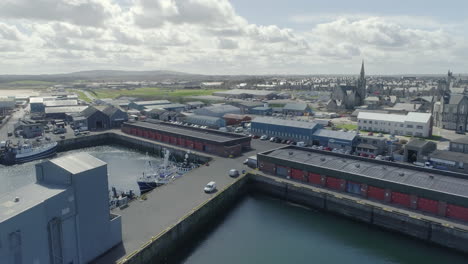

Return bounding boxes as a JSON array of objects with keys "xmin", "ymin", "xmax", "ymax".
[{"xmin": 296, "ymin": 141, "xmax": 306, "ymax": 147}]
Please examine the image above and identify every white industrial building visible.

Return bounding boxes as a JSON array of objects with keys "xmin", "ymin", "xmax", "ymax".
[
  {"xmin": 357, "ymin": 112, "xmax": 433, "ymax": 138},
  {"xmin": 0, "ymin": 153, "xmax": 122, "ymax": 264}
]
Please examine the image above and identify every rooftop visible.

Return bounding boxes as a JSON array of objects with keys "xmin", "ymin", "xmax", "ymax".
[
  {"xmin": 45, "ymin": 106, "xmax": 88, "ymax": 114},
  {"xmin": 253, "ymin": 116, "xmax": 320, "ymax": 130},
  {"xmin": 133, "ymin": 100, "xmax": 171, "ymax": 106},
  {"xmin": 262, "ymin": 147, "xmax": 468, "ymax": 199},
  {"xmin": 430, "ymin": 150, "xmax": 468, "ymax": 164},
  {"xmin": 283, "ymin": 102, "xmax": 309, "ymax": 111},
  {"xmin": 452, "ymin": 137, "xmax": 468, "ymax": 145},
  {"xmin": 50, "ymin": 152, "xmax": 106, "ymax": 174},
  {"xmin": 43, "ymin": 100, "xmax": 78, "ymax": 107},
  {"xmin": 0, "ymin": 183, "xmax": 66, "ymax": 223},
  {"xmin": 127, "ymin": 121, "xmax": 247, "ymax": 143},
  {"xmin": 358, "ymin": 112, "xmax": 431, "ymax": 123},
  {"xmin": 313, "ymin": 129, "xmax": 357, "ymax": 141}
]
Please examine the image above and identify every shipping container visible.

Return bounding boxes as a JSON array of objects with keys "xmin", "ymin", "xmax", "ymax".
[
  {"xmin": 417, "ymin": 197, "xmax": 439, "ymax": 215},
  {"xmin": 291, "ymin": 168, "xmax": 304, "ymax": 181},
  {"xmin": 391, "ymin": 191, "xmax": 411, "ymax": 208},
  {"xmin": 367, "ymin": 186, "xmax": 385, "ymax": 201},
  {"xmin": 276, "ymin": 166, "xmax": 288, "ymax": 177},
  {"xmin": 346, "ymin": 181, "xmax": 361, "ymax": 195},
  {"xmin": 325, "ymin": 176, "xmax": 341, "ymax": 190},
  {"xmin": 308, "ymin": 173, "xmax": 321, "ymax": 185},
  {"xmin": 170, "ymin": 136, "xmax": 177, "ymax": 144},
  {"xmin": 447, "ymin": 204, "xmax": 468, "ymax": 222},
  {"xmin": 143, "ymin": 130, "xmax": 149, "ymax": 138},
  {"xmin": 137, "ymin": 129, "xmax": 143, "ymax": 136},
  {"xmin": 162, "ymin": 135, "xmax": 170, "ymax": 142}
]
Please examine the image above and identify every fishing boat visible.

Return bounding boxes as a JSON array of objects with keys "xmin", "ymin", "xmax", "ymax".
[
  {"xmin": 137, "ymin": 149, "xmax": 197, "ymax": 194},
  {"xmin": 0, "ymin": 140, "xmax": 58, "ymax": 165}
]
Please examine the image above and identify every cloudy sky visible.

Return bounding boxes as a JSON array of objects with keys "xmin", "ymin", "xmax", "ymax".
[{"xmin": 0, "ymin": 0, "xmax": 467, "ymax": 75}]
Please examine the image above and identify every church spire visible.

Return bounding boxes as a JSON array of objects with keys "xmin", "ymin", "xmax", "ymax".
[{"xmin": 360, "ymin": 60, "xmax": 365, "ymax": 78}]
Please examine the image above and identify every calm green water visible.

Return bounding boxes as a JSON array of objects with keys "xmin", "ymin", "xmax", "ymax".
[{"xmin": 179, "ymin": 195, "xmax": 468, "ymax": 264}]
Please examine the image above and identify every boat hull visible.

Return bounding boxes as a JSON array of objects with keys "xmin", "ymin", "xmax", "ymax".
[
  {"xmin": 137, "ymin": 181, "xmax": 161, "ymax": 194},
  {"xmin": 1, "ymin": 144, "xmax": 58, "ymax": 165}
]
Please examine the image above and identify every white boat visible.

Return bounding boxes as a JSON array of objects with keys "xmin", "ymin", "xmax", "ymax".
[{"xmin": 1, "ymin": 140, "xmax": 58, "ymax": 165}]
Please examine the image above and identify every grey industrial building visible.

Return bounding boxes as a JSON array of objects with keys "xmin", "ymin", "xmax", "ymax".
[
  {"xmin": 81, "ymin": 106, "xmax": 110, "ymax": 130},
  {"xmin": 184, "ymin": 115, "xmax": 226, "ymax": 128},
  {"xmin": 404, "ymin": 139, "xmax": 437, "ymax": 163},
  {"xmin": 45, "ymin": 106, "xmax": 88, "ymax": 119},
  {"xmin": 355, "ymin": 134, "xmax": 389, "ymax": 156},
  {"xmin": 251, "ymin": 117, "xmax": 322, "ymax": 144},
  {"xmin": 0, "ymin": 153, "xmax": 122, "ymax": 264},
  {"xmin": 128, "ymin": 100, "xmax": 171, "ymax": 111},
  {"xmin": 102, "ymin": 105, "xmax": 128, "ymax": 128},
  {"xmin": 450, "ymin": 137, "xmax": 468, "ymax": 154},
  {"xmin": 14, "ymin": 119, "xmax": 44, "ymax": 138},
  {"xmin": 282, "ymin": 102, "xmax": 313, "ymax": 116},
  {"xmin": 194, "ymin": 104, "xmax": 241, "ymax": 117},
  {"xmin": 312, "ymin": 129, "xmax": 357, "ymax": 151}
]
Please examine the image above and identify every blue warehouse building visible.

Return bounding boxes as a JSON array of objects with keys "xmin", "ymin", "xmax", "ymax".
[
  {"xmin": 0, "ymin": 153, "xmax": 122, "ymax": 264},
  {"xmin": 312, "ymin": 129, "xmax": 357, "ymax": 151},
  {"xmin": 251, "ymin": 117, "xmax": 322, "ymax": 144}
]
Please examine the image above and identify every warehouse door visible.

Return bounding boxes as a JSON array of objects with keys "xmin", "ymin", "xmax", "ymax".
[
  {"xmin": 48, "ymin": 218, "xmax": 64, "ymax": 264},
  {"xmin": 276, "ymin": 166, "xmax": 288, "ymax": 177}
]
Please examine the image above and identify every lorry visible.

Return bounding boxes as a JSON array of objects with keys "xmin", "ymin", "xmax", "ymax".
[{"xmin": 243, "ymin": 155, "xmax": 257, "ymax": 168}]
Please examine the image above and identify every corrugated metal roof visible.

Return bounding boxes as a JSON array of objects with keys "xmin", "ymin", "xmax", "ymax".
[
  {"xmin": 45, "ymin": 106, "xmax": 88, "ymax": 114},
  {"xmin": 283, "ymin": 102, "xmax": 309, "ymax": 111},
  {"xmin": 252, "ymin": 117, "xmax": 319, "ymax": 130},
  {"xmin": 51, "ymin": 152, "xmax": 106, "ymax": 174},
  {"xmin": 313, "ymin": 129, "xmax": 357, "ymax": 141},
  {"xmin": 264, "ymin": 148, "xmax": 468, "ymax": 199},
  {"xmin": 358, "ymin": 112, "xmax": 431, "ymax": 123}
]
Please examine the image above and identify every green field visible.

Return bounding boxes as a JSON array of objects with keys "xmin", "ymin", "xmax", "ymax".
[
  {"xmin": 334, "ymin": 123, "xmax": 358, "ymax": 130},
  {"xmin": 7, "ymin": 80, "xmax": 56, "ymax": 85},
  {"xmin": 93, "ymin": 87, "xmax": 226, "ymax": 101}
]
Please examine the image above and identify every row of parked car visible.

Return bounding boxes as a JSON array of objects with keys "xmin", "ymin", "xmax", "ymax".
[{"xmin": 257, "ymin": 135, "xmax": 306, "ymax": 147}]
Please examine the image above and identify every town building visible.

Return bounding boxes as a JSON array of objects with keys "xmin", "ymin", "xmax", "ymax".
[
  {"xmin": 357, "ymin": 112, "xmax": 433, "ymax": 138},
  {"xmin": 223, "ymin": 114, "xmax": 251, "ymax": 126},
  {"xmin": 229, "ymin": 101, "xmax": 265, "ymax": 114},
  {"xmin": 251, "ymin": 117, "xmax": 322, "ymax": 145},
  {"xmin": 327, "ymin": 62, "xmax": 366, "ymax": 110},
  {"xmin": 0, "ymin": 153, "xmax": 122, "ymax": 264},
  {"xmin": 194, "ymin": 104, "xmax": 241, "ymax": 117},
  {"xmin": 311, "ymin": 129, "xmax": 357, "ymax": 151},
  {"xmin": 14, "ymin": 119, "xmax": 44, "ymax": 138},
  {"xmin": 355, "ymin": 134, "xmax": 388, "ymax": 156},
  {"xmin": 428, "ymin": 150, "xmax": 468, "ymax": 174},
  {"xmin": 185, "ymin": 101, "xmax": 205, "ymax": 109},
  {"xmin": 257, "ymin": 145, "xmax": 468, "ymax": 222},
  {"xmin": 450, "ymin": 137, "xmax": 468, "ymax": 154},
  {"xmin": 250, "ymin": 106, "xmax": 273, "ymax": 116},
  {"xmin": 81, "ymin": 106, "xmax": 110, "ymax": 130},
  {"xmin": 0, "ymin": 97, "xmax": 15, "ymax": 114},
  {"xmin": 282, "ymin": 102, "xmax": 313, "ymax": 116},
  {"xmin": 122, "ymin": 121, "xmax": 251, "ymax": 157},
  {"xmin": 433, "ymin": 71, "xmax": 468, "ymax": 133},
  {"xmin": 213, "ymin": 89, "xmax": 277, "ymax": 99},
  {"xmin": 184, "ymin": 115, "xmax": 226, "ymax": 128},
  {"xmin": 128, "ymin": 100, "xmax": 171, "ymax": 111},
  {"xmin": 403, "ymin": 139, "xmax": 437, "ymax": 163},
  {"xmin": 102, "ymin": 105, "xmax": 128, "ymax": 128},
  {"xmin": 45, "ymin": 106, "xmax": 88, "ymax": 119},
  {"xmin": 29, "ymin": 97, "xmax": 45, "ymax": 113}
]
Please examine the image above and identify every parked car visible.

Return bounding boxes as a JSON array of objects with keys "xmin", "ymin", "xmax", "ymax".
[
  {"xmin": 281, "ymin": 139, "xmax": 288, "ymax": 144},
  {"xmin": 229, "ymin": 169, "xmax": 239, "ymax": 177},
  {"xmin": 260, "ymin": 135, "xmax": 268, "ymax": 140},
  {"xmin": 74, "ymin": 130, "xmax": 81, "ymax": 136},
  {"xmin": 252, "ymin": 135, "xmax": 259, "ymax": 139},
  {"xmin": 60, "ymin": 135, "xmax": 66, "ymax": 139},
  {"xmin": 204, "ymin": 181, "xmax": 217, "ymax": 193},
  {"xmin": 234, "ymin": 127, "xmax": 244, "ymax": 133},
  {"xmin": 296, "ymin": 141, "xmax": 306, "ymax": 147},
  {"xmin": 7, "ymin": 132, "xmax": 12, "ymax": 137}
]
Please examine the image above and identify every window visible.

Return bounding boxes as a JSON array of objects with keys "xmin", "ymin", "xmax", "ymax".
[
  {"xmin": 407, "ymin": 125, "xmax": 413, "ymax": 128},
  {"xmin": 415, "ymin": 132, "xmax": 423, "ymax": 137},
  {"xmin": 364, "ymin": 120, "xmax": 367, "ymax": 124},
  {"xmin": 372, "ymin": 140, "xmax": 377, "ymax": 144},
  {"xmin": 416, "ymin": 125, "xmax": 423, "ymax": 129},
  {"xmin": 400, "ymin": 124, "xmax": 404, "ymax": 127},
  {"xmin": 369, "ymin": 121, "xmax": 373, "ymax": 124}
]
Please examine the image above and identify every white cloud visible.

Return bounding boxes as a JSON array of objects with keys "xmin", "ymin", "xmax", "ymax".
[{"xmin": 0, "ymin": 0, "xmax": 466, "ymax": 74}]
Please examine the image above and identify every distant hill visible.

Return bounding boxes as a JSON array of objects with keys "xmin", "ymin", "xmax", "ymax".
[{"xmin": 0, "ymin": 70, "xmax": 209, "ymax": 83}]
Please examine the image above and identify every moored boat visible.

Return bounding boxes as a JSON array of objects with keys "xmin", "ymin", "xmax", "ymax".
[{"xmin": 0, "ymin": 140, "xmax": 58, "ymax": 165}]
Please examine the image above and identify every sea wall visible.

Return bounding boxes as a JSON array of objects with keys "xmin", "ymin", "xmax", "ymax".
[
  {"xmin": 249, "ymin": 173, "xmax": 468, "ymax": 254},
  {"xmin": 57, "ymin": 132, "xmax": 211, "ymax": 163},
  {"xmin": 118, "ymin": 174, "xmax": 249, "ymax": 264}
]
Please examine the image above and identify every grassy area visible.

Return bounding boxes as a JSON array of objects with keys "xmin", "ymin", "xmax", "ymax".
[
  {"xmin": 93, "ymin": 87, "xmax": 226, "ymax": 101},
  {"xmin": 334, "ymin": 123, "xmax": 358, "ymax": 130},
  {"xmin": 7, "ymin": 80, "xmax": 56, "ymax": 86},
  {"xmin": 69, "ymin": 89, "xmax": 92, "ymax": 103}
]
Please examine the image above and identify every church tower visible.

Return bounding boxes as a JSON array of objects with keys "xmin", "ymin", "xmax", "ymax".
[{"xmin": 356, "ymin": 60, "xmax": 366, "ymax": 105}]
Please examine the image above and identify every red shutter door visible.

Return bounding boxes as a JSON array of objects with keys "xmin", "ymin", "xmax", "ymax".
[
  {"xmin": 325, "ymin": 176, "xmax": 341, "ymax": 190},
  {"xmin": 417, "ymin": 197, "xmax": 439, "ymax": 215},
  {"xmin": 186, "ymin": 140, "xmax": 194, "ymax": 149},
  {"xmin": 291, "ymin": 168, "xmax": 303, "ymax": 181},
  {"xmin": 194, "ymin": 142, "xmax": 203, "ymax": 151},
  {"xmin": 391, "ymin": 192, "xmax": 411, "ymax": 208},
  {"xmin": 447, "ymin": 204, "xmax": 468, "ymax": 222},
  {"xmin": 308, "ymin": 173, "xmax": 321, "ymax": 185},
  {"xmin": 162, "ymin": 135, "xmax": 170, "ymax": 142},
  {"xmin": 367, "ymin": 186, "xmax": 385, "ymax": 201},
  {"xmin": 170, "ymin": 136, "xmax": 177, "ymax": 144}
]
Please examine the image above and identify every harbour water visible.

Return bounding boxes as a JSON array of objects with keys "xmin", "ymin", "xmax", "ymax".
[
  {"xmin": 178, "ymin": 194, "xmax": 468, "ymax": 264},
  {"xmin": 0, "ymin": 145, "xmax": 159, "ymax": 195}
]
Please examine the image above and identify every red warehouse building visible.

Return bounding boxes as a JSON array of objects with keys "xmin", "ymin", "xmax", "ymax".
[
  {"xmin": 257, "ymin": 146, "xmax": 468, "ymax": 223},
  {"xmin": 122, "ymin": 121, "xmax": 251, "ymax": 157}
]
